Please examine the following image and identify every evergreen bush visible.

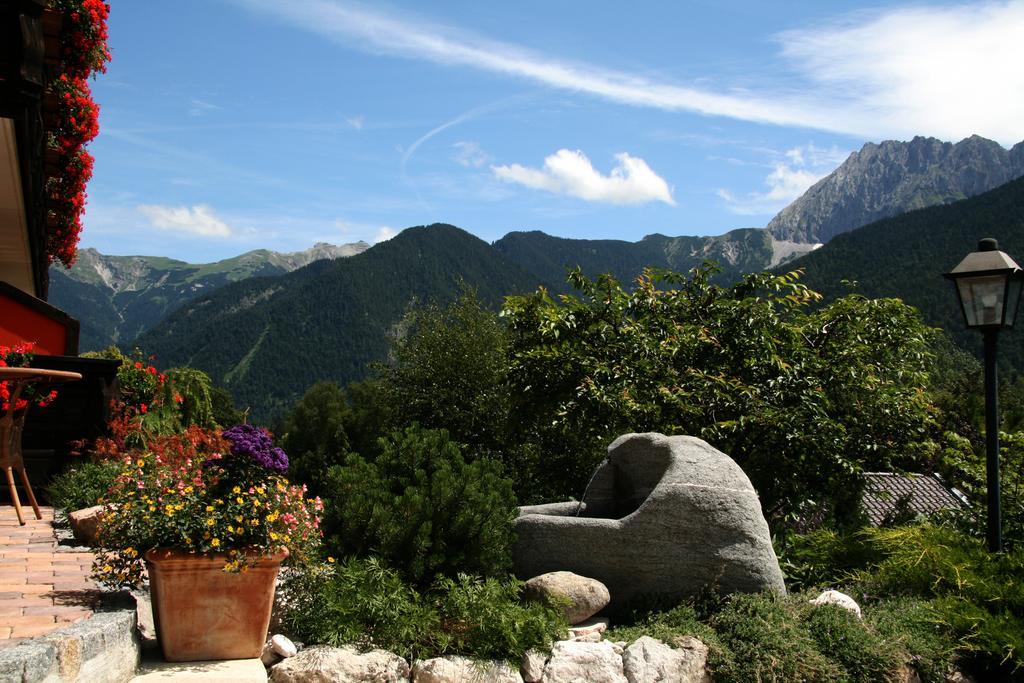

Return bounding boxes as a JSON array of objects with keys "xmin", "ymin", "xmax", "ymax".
[
  {"xmin": 324, "ymin": 424, "xmax": 517, "ymax": 586},
  {"xmin": 279, "ymin": 558, "xmax": 566, "ymax": 662}
]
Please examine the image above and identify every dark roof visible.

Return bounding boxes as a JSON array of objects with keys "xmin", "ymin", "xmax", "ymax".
[{"xmin": 860, "ymin": 472, "xmax": 969, "ymax": 526}]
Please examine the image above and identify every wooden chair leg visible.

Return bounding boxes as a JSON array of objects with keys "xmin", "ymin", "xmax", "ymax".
[
  {"xmin": 5, "ymin": 466, "xmax": 25, "ymax": 526},
  {"xmin": 16, "ymin": 465, "xmax": 42, "ymax": 520}
]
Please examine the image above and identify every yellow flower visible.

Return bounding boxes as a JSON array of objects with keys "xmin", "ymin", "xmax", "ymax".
[
  {"xmin": 211, "ymin": 538, "xmax": 220, "ymax": 548},
  {"xmin": 206, "ymin": 518, "xmax": 215, "ymax": 526},
  {"xmin": 232, "ymin": 486, "xmax": 241, "ymax": 494},
  {"xmin": 136, "ymin": 458, "xmax": 145, "ymax": 468},
  {"xmin": 236, "ymin": 497, "xmax": 243, "ymax": 504},
  {"xmin": 327, "ymin": 556, "xmax": 336, "ymax": 564},
  {"xmin": 269, "ymin": 532, "xmax": 279, "ymax": 541},
  {"xmin": 205, "ymin": 505, "xmax": 214, "ymax": 512}
]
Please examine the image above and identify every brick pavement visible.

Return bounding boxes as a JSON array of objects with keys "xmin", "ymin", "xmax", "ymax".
[{"xmin": 0, "ymin": 506, "xmax": 102, "ymax": 647}]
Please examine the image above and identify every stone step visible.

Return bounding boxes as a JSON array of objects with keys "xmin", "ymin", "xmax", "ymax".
[{"xmin": 130, "ymin": 657, "xmax": 267, "ymax": 682}]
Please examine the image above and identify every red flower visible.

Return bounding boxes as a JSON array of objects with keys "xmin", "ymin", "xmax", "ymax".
[{"xmin": 140, "ymin": 404, "xmax": 148, "ymax": 414}]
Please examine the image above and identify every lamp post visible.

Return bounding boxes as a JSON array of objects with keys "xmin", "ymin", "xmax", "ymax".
[{"xmin": 944, "ymin": 238, "xmax": 1024, "ymax": 552}]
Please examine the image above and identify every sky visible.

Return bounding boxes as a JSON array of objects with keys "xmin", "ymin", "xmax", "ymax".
[{"xmin": 78, "ymin": 0, "xmax": 1024, "ymax": 262}]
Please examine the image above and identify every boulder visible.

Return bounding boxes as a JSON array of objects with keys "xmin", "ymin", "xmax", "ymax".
[
  {"xmin": 412, "ymin": 656, "xmax": 522, "ymax": 682},
  {"xmin": 520, "ymin": 650, "xmax": 548, "ymax": 683},
  {"xmin": 514, "ymin": 433, "xmax": 785, "ymax": 612},
  {"xmin": 269, "ymin": 645, "xmax": 409, "ymax": 682},
  {"xmin": 541, "ymin": 640, "xmax": 626, "ymax": 683},
  {"xmin": 809, "ymin": 590, "xmax": 862, "ymax": 618},
  {"xmin": 568, "ymin": 618, "xmax": 609, "ymax": 639},
  {"xmin": 622, "ymin": 636, "xmax": 711, "ymax": 683},
  {"xmin": 68, "ymin": 506, "xmax": 104, "ymax": 545},
  {"xmin": 523, "ymin": 572, "xmax": 610, "ymax": 624}
]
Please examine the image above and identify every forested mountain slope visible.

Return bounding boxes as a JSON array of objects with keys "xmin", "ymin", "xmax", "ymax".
[{"xmin": 136, "ymin": 224, "xmax": 544, "ymax": 418}]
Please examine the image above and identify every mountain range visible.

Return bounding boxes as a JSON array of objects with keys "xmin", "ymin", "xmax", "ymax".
[
  {"xmin": 134, "ymin": 225, "xmax": 539, "ymax": 418},
  {"xmin": 47, "ymin": 134, "xmax": 1024, "ymax": 417},
  {"xmin": 48, "ymin": 242, "xmax": 368, "ymax": 350}
]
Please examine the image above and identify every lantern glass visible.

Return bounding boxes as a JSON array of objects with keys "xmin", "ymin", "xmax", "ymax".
[
  {"xmin": 1005, "ymin": 276, "xmax": 1023, "ymax": 328},
  {"xmin": 956, "ymin": 275, "xmax": 1008, "ymax": 327}
]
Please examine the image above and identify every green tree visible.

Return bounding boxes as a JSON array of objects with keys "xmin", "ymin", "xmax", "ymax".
[
  {"xmin": 502, "ymin": 265, "xmax": 941, "ymax": 525},
  {"xmin": 371, "ymin": 289, "xmax": 512, "ymax": 455},
  {"xmin": 164, "ymin": 367, "xmax": 217, "ymax": 428},
  {"xmin": 281, "ymin": 381, "xmax": 352, "ymax": 495}
]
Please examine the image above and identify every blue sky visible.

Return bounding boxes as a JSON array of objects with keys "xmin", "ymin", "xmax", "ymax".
[{"xmin": 78, "ymin": 1, "xmax": 1024, "ymax": 262}]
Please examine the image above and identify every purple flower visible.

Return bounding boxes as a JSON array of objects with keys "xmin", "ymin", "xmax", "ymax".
[{"xmin": 222, "ymin": 424, "xmax": 289, "ymax": 473}]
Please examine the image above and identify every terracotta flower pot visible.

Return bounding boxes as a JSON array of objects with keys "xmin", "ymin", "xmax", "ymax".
[{"xmin": 144, "ymin": 547, "xmax": 287, "ymax": 662}]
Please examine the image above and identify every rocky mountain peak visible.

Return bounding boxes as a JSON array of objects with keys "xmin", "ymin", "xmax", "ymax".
[{"xmin": 766, "ymin": 135, "xmax": 1024, "ymax": 244}]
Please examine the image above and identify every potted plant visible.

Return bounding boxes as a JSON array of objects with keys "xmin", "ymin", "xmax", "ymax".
[{"xmin": 92, "ymin": 423, "xmax": 323, "ymax": 662}]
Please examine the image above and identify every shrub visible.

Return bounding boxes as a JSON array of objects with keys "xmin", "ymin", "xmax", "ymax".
[
  {"xmin": 710, "ymin": 592, "xmax": 843, "ymax": 683},
  {"xmin": 867, "ymin": 598, "xmax": 959, "ymax": 683},
  {"xmin": 47, "ymin": 460, "xmax": 120, "ymax": 511},
  {"xmin": 804, "ymin": 604, "xmax": 906, "ymax": 683},
  {"xmin": 324, "ymin": 425, "xmax": 516, "ymax": 586},
  {"xmin": 605, "ymin": 603, "xmax": 725, "ymax": 663},
  {"xmin": 279, "ymin": 558, "xmax": 565, "ymax": 662}
]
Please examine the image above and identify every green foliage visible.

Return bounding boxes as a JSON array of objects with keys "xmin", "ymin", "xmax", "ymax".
[
  {"xmin": 164, "ymin": 367, "xmax": 217, "ymax": 428},
  {"xmin": 325, "ymin": 425, "xmax": 517, "ymax": 586},
  {"xmin": 503, "ymin": 265, "xmax": 940, "ymax": 521},
  {"xmin": 775, "ymin": 528, "xmax": 881, "ymax": 593},
  {"xmin": 942, "ymin": 430, "xmax": 1024, "ymax": 548},
  {"xmin": 779, "ymin": 523, "xmax": 1024, "ymax": 679},
  {"xmin": 710, "ymin": 592, "xmax": 844, "ymax": 683},
  {"xmin": 209, "ymin": 385, "xmax": 245, "ymax": 427},
  {"xmin": 372, "ymin": 289, "xmax": 512, "ymax": 456},
  {"xmin": 866, "ymin": 598, "xmax": 958, "ymax": 683},
  {"xmin": 46, "ymin": 460, "xmax": 121, "ymax": 511},
  {"xmin": 281, "ymin": 381, "xmax": 351, "ymax": 496},
  {"xmin": 280, "ymin": 558, "xmax": 438, "ymax": 658},
  {"xmin": 280, "ymin": 558, "xmax": 566, "ymax": 662},
  {"xmin": 805, "ymin": 604, "xmax": 906, "ymax": 683},
  {"xmin": 605, "ymin": 603, "xmax": 721, "ymax": 654}
]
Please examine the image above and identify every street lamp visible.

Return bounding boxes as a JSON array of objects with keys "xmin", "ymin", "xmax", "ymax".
[{"xmin": 944, "ymin": 238, "xmax": 1024, "ymax": 552}]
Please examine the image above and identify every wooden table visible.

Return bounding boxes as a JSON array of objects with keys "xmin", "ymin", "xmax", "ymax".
[{"xmin": 0, "ymin": 367, "xmax": 82, "ymax": 524}]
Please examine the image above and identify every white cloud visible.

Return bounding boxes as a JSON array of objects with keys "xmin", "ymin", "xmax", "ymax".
[
  {"xmin": 452, "ymin": 141, "xmax": 489, "ymax": 168},
  {"xmin": 373, "ymin": 226, "xmax": 397, "ymax": 243},
  {"xmin": 493, "ymin": 149, "xmax": 675, "ymax": 206},
  {"xmin": 777, "ymin": 3, "xmax": 1024, "ymax": 144},
  {"xmin": 234, "ymin": 0, "xmax": 1024, "ymax": 144},
  {"xmin": 137, "ymin": 204, "xmax": 233, "ymax": 237},
  {"xmin": 345, "ymin": 115, "xmax": 364, "ymax": 130},
  {"xmin": 718, "ymin": 143, "xmax": 849, "ymax": 215}
]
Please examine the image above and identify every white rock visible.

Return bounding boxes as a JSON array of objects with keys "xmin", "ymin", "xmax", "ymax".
[
  {"xmin": 568, "ymin": 618, "xmax": 609, "ymax": 638},
  {"xmin": 809, "ymin": 590, "xmax": 862, "ymax": 618},
  {"xmin": 521, "ymin": 650, "xmax": 548, "ymax": 683},
  {"xmin": 269, "ymin": 645, "xmax": 409, "ymax": 682},
  {"xmin": 622, "ymin": 636, "xmax": 711, "ymax": 683},
  {"xmin": 541, "ymin": 640, "xmax": 626, "ymax": 683},
  {"xmin": 272, "ymin": 634, "xmax": 298, "ymax": 658},
  {"xmin": 571, "ymin": 632, "xmax": 602, "ymax": 643},
  {"xmin": 523, "ymin": 572, "xmax": 611, "ymax": 625},
  {"xmin": 413, "ymin": 656, "xmax": 523, "ymax": 682}
]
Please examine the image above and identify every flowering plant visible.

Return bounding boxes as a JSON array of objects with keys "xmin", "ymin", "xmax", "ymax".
[
  {"xmin": 92, "ymin": 424, "xmax": 323, "ymax": 589},
  {"xmin": 0, "ymin": 343, "xmax": 59, "ymax": 412},
  {"xmin": 45, "ymin": 0, "xmax": 111, "ymax": 267}
]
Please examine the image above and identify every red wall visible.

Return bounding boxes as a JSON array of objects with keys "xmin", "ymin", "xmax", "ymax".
[{"xmin": 0, "ymin": 296, "xmax": 71, "ymax": 355}]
